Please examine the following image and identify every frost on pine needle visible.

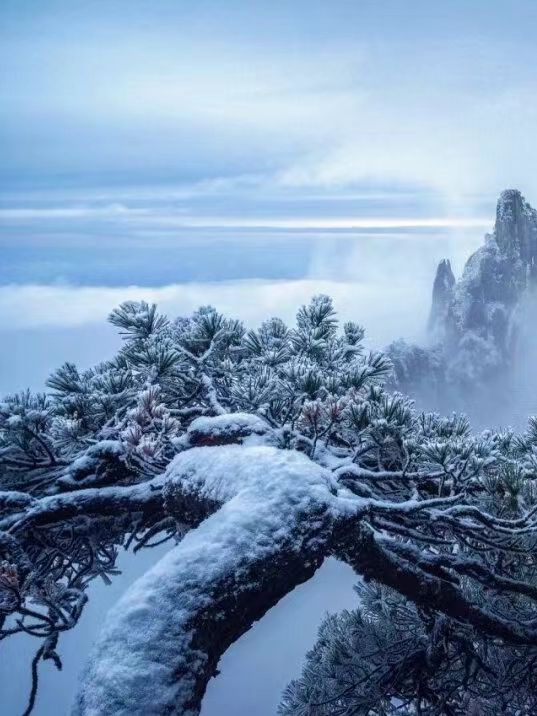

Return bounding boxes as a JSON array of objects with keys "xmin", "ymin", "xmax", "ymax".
[{"xmin": 0, "ymin": 285, "xmax": 537, "ymax": 715}]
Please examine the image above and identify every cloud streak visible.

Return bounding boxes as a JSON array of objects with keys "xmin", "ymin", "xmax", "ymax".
[{"xmin": 0, "ymin": 205, "xmax": 491, "ymax": 231}]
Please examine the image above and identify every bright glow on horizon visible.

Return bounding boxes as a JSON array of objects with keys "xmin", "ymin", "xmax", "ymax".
[{"xmin": 0, "ymin": 205, "xmax": 491, "ymax": 231}]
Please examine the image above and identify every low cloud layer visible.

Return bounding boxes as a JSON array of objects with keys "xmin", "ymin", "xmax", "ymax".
[{"xmin": 0, "ymin": 278, "xmax": 430, "ymax": 348}]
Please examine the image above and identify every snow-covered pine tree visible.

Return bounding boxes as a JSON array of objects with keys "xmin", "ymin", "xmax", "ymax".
[{"xmin": 0, "ymin": 296, "xmax": 536, "ymax": 715}]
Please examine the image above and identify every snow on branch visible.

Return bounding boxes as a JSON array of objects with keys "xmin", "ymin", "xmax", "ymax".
[
  {"xmin": 1, "ymin": 296, "xmax": 537, "ymax": 714},
  {"xmin": 74, "ymin": 445, "xmax": 341, "ymax": 715}
]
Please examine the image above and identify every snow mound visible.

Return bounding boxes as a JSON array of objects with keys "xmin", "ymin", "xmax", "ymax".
[{"xmin": 185, "ymin": 412, "xmax": 272, "ymax": 447}]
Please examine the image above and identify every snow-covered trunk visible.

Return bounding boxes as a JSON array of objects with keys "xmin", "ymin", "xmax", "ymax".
[{"xmin": 73, "ymin": 445, "xmax": 340, "ymax": 715}]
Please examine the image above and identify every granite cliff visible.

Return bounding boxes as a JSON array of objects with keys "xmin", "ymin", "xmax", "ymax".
[{"xmin": 389, "ymin": 189, "xmax": 537, "ymax": 422}]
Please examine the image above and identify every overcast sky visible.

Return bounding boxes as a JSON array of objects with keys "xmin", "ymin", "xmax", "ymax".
[{"xmin": 2, "ymin": 0, "xmax": 537, "ymax": 201}]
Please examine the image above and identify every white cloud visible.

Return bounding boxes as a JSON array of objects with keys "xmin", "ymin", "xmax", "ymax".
[
  {"xmin": 0, "ymin": 204, "xmax": 146, "ymax": 220},
  {"xmin": 0, "ymin": 278, "xmax": 432, "ymax": 348}
]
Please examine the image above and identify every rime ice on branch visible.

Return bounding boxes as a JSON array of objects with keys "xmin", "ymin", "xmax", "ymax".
[{"xmin": 1, "ymin": 293, "xmax": 537, "ymax": 715}]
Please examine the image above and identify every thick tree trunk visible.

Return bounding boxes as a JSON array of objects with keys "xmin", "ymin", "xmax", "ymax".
[
  {"xmin": 73, "ymin": 445, "xmax": 340, "ymax": 715},
  {"xmin": 33, "ymin": 441, "xmax": 537, "ymax": 714}
]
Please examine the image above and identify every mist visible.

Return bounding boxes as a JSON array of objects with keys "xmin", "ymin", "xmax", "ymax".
[{"xmin": 1, "ymin": 223, "xmax": 485, "ymax": 391}]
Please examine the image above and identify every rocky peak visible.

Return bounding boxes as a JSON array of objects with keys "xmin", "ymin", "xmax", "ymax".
[
  {"xmin": 391, "ymin": 190, "xmax": 537, "ymax": 421},
  {"xmin": 425, "ymin": 189, "xmax": 537, "ymax": 377},
  {"xmin": 495, "ymin": 189, "xmax": 537, "ymax": 267},
  {"xmin": 428, "ymin": 259, "xmax": 455, "ymax": 337}
]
